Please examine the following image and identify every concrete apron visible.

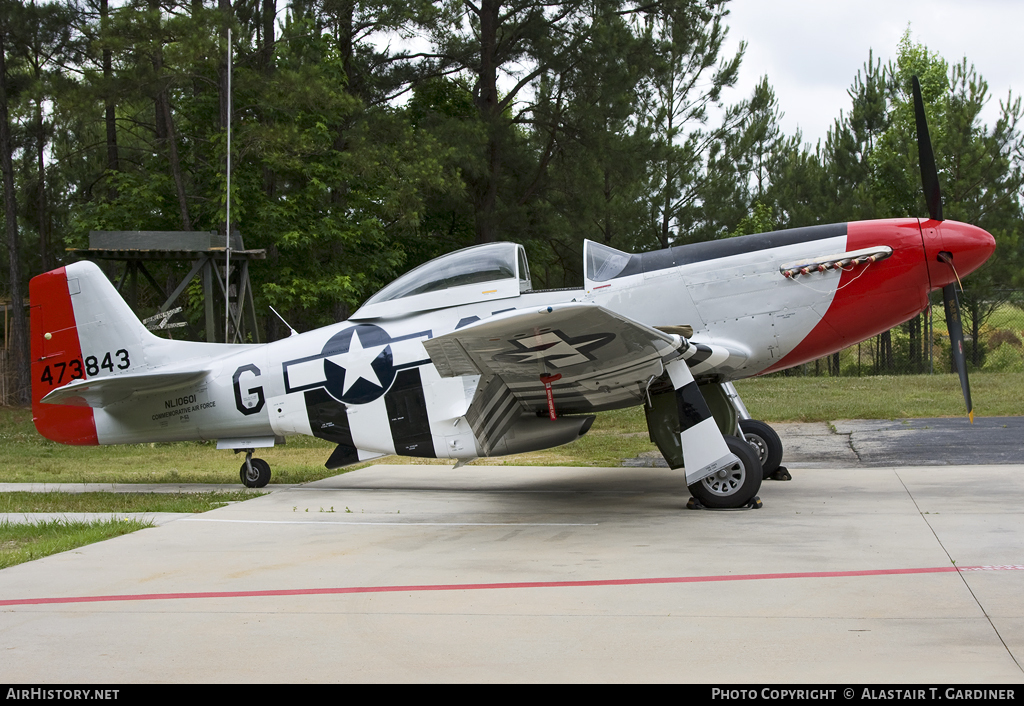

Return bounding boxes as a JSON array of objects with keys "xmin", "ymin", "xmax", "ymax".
[{"xmin": 0, "ymin": 462, "xmax": 1022, "ymax": 683}]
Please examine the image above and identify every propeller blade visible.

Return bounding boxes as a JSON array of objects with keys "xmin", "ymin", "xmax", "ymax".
[
  {"xmin": 912, "ymin": 76, "xmax": 943, "ymax": 222},
  {"xmin": 942, "ymin": 283, "xmax": 973, "ymax": 423}
]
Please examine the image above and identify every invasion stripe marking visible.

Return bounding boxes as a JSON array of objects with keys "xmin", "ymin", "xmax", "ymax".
[
  {"xmin": 676, "ymin": 380, "xmax": 712, "ymax": 430},
  {"xmin": 304, "ymin": 388, "xmax": 359, "ymax": 468},
  {"xmin": 384, "ymin": 368, "xmax": 435, "ymax": 458},
  {"xmin": 684, "ymin": 345, "xmax": 713, "ymax": 364},
  {"xmin": 466, "ymin": 376, "xmax": 522, "ymax": 453}
]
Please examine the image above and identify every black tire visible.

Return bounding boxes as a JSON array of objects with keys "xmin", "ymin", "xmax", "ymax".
[
  {"xmin": 739, "ymin": 419, "xmax": 783, "ymax": 479},
  {"xmin": 240, "ymin": 457, "xmax": 271, "ymax": 488},
  {"xmin": 688, "ymin": 435, "xmax": 762, "ymax": 509}
]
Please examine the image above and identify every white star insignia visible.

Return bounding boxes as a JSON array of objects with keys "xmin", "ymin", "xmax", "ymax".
[{"xmin": 337, "ymin": 331, "xmax": 389, "ymax": 394}]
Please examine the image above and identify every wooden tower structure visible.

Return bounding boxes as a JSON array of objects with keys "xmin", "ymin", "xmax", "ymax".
[{"xmin": 69, "ymin": 231, "xmax": 266, "ymax": 343}]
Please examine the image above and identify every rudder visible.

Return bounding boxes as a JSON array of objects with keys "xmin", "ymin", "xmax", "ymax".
[
  {"xmin": 31, "ymin": 261, "xmax": 160, "ymax": 444},
  {"xmin": 31, "ymin": 266, "xmax": 97, "ymax": 444}
]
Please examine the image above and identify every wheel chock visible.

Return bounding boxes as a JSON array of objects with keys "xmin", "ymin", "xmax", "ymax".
[{"xmin": 686, "ymin": 495, "xmax": 762, "ymax": 510}]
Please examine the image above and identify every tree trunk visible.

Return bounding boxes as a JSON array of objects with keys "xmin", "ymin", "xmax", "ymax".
[
  {"xmin": 474, "ymin": 137, "xmax": 501, "ymax": 243},
  {"xmin": 473, "ymin": 0, "xmax": 501, "ymax": 244},
  {"xmin": 261, "ymin": 0, "xmax": 275, "ymax": 75},
  {"xmin": 159, "ymin": 90, "xmax": 191, "ymax": 231},
  {"xmin": 334, "ymin": 0, "xmax": 359, "ymax": 97},
  {"xmin": 970, "ymin": 299, "xmax": 981, "ymax": 367},
  {"xmin": 218, "ymin": 0, "xmax": 231, "ymax": 131},
  {"xmin": 602, "ymin": 166, "xmax": 613, "ymax": 244},
  {"xmin": 101, "ymin": 0, "xmax": 118, "ymax": 188},
  {"xmin": 907, "ymin": 314, "xmax": 921, "ymax": 373},
  {"xmin": 35, "ymin": 99, "xmax": 49, "ymax": 272},
  {"xmin": 216, "ymin": 0, "xmax": 232, "ymax": 236},
  {"xmin": 150, "ymin": 5, "xmax": 191, "ymax": 231},
  {"xmin": 0, "ymin": 31, "xmax": 29, "ymax": 404},
  {"xmin": 828, "ymin": 352, "xmax": 840, "ymax": 376},
  {"xmin": 260, "ymin": 0, "xmax": 276, "ymax": 209},
  {"xmin": 659, "ymin": 93, "xmax": 676, "ymax": 250},
  {"xmin": 880, "ymin": 330, "xmax": 893, "ymax": 373}
]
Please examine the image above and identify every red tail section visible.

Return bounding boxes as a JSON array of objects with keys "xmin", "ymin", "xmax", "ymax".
[{"xmin": 30, "ymin": 268, "xmax": 98, "ymax": 445}]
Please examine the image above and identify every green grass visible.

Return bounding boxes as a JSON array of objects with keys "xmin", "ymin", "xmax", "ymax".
[
  {"xmin": 929, "ymin": 300, "xmax": 1024, "ymax": 333},
  {"xmin": 2, "ymin": 372, "xmax": 1021, "ymax": 483},
  {"xmin": 478, "ymin": 372, "xmax": 1024, "ymax": 463},
  {"xmin": 0, "ymin": 517, "xmax": 154, "ymax": 569},
  {"xmin": 0, "ymin": 407, "xmax": 343, "ymax": 484},
  {"xmin": 972, "ymin": 301, "xmax": 1024, "ymax": 333},
  {"xmin": 0, "ymin": 404, "xmax": 658, "ymax": 479},
  {"xmin": 0, "ymin": 490, "xmax": 262, "ymax": 513},
  {"xmin": 734, "ymin": 372, "xmax": 1024, "ymax": 421},
  {"xmin": 0, "ymin": 491, "xmax": 266, "ymax": 570}
]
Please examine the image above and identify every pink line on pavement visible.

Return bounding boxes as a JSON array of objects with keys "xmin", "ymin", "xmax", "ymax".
[{"xmin": 3, "ymin": 564, "xmax": 1019, "ymax": 608}]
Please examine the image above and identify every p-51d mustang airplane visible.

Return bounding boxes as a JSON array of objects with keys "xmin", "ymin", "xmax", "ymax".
[{"xmin": 29, "ymin": 79, "xmax": 995, "ymax": 508}]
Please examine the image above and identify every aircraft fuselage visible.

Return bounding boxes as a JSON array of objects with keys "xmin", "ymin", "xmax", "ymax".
[{"xmin": 31, "ymin": 217, "xmax": 995, "ymax": 464}]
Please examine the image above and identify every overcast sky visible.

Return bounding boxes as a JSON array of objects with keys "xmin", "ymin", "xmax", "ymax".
[{"xmin": 718, "ymin": 0, "xmax": 1024, "ymax": 148}]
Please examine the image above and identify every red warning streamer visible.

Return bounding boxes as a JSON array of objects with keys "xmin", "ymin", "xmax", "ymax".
[{"xmin": 539, "ymin": 373, "xmax": 562, "ymax": 420}]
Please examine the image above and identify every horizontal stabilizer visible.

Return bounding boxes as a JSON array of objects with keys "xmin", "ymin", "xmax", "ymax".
[{"xmin": 41, "ymin": 370, "xmax": 210, "ymax": 408}]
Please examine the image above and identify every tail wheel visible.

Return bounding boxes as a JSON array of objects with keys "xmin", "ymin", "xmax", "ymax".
[
  {"xmin": 739, "ymin": 419, "xmax": 783, "ymax": 479},
  {"xmin": 240, "ymin": 458, "xmax": 271, "ymax": 488},
  {"xmin": 688, "ymin": 435, "xmax": 762, "ymax": 509}
]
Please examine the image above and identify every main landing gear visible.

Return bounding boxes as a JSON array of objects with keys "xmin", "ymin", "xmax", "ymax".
[
  {"xmin": 721, "ymin": 382, "xmax": 787, "ymax": 481},
  {"xmin": 739, "ymin": 419, "xmax": 785, "ymax": 480},
  {"xmin": 240, "ymin": 452, "xmax": 271, "ymax": 488},
  {"xmin": 680, "ymin": 382, "xmax": 789, "ymax": 509},
  {"xmin": 687, "ymin": 435, "xmax": 763, "ymax": 509}
]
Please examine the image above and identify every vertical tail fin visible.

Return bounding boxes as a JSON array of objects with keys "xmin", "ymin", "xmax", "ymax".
[
  {"xmin": 31, "ymin": 260, "xmax": 160, "ymax": 444},
  {"xmin": 31, "ymin": 265, "xmax": 98, "ymax": 444},
  {"xmin": 61, "ymin": 260, "xmax": 159, "ymax": 355}
]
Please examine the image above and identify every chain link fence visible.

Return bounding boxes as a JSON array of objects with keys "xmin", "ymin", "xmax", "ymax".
[{"xmin": 782, "ymin": 290, "xmax": 1024, "ymax": 377}]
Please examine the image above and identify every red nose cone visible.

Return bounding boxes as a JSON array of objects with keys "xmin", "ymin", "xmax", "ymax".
[
  {"xmin": 943, "ymin": 221, "xmax": 996, "ymax": 275},
  {"xmin": 925, "ymin": 220, "xmax": 996, "ymax": 289}
]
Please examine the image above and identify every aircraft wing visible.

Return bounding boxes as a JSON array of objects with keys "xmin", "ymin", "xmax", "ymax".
[
  {"xmin": 425, "ymin": 303, "xmax": 693, "ymax": 417},
  {"xmin": 40, "ymin": 370, "xmax": 211, "ymax": 408}
]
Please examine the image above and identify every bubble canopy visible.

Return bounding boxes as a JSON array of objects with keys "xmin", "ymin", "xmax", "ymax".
[{"xmin": 350, "ymin": 242, "xmax": 532, "ymax": 320}]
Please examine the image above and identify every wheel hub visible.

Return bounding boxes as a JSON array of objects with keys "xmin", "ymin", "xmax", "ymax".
[
  {"xmin": 701, "ymin": 461, "xmax": 745, "ymax": 496},
  {"xmin": 745, "ymin": 433, "xmax": 768, "ymax": 465}
]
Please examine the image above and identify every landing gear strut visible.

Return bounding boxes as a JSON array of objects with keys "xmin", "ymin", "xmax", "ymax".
[
  {"xmin": 240, "ymin": 452, "xmax": 271, "ymax": 488},
  {"xmin": 721, "ymin": 382, "xmax": 787, "ymax": 480}
]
